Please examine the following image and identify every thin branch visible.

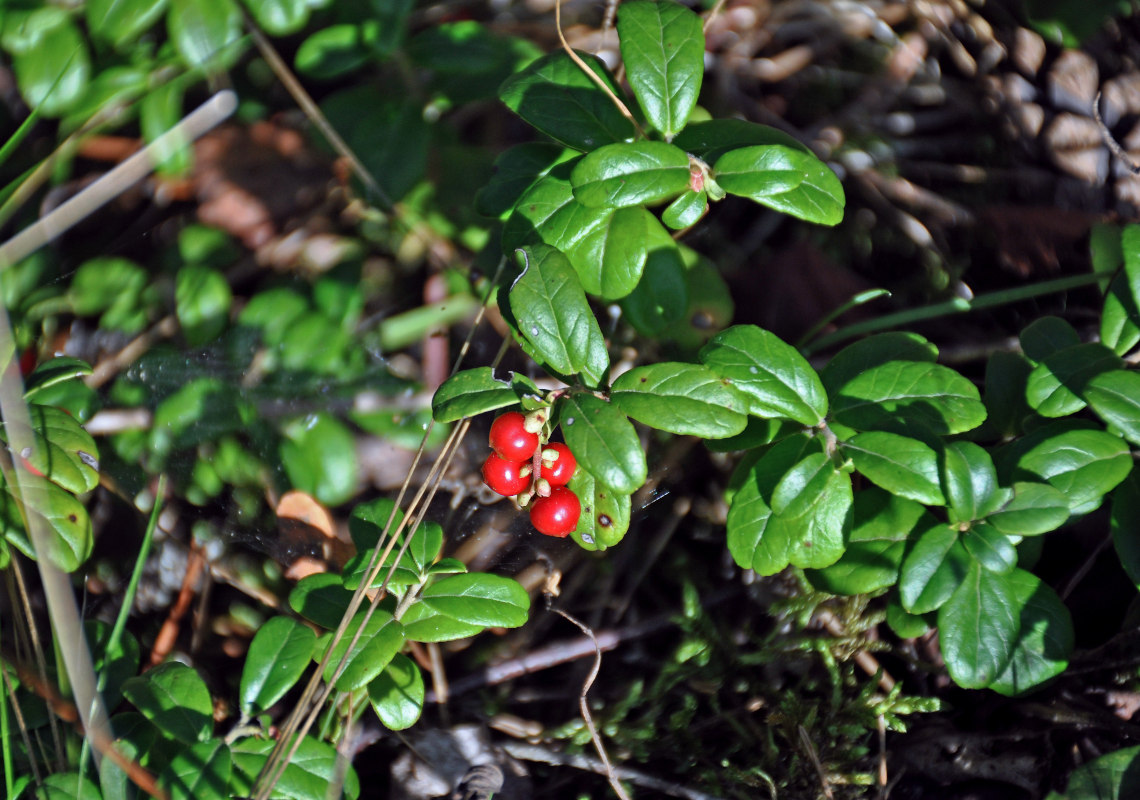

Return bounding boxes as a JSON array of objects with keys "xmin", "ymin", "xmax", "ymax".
[
  {"xmin": 548, "ymin": 602, "xmax": 630, "ymax": 800},
  {"xmin": 1094, "ymin": 91, "xmax": 1140, "ymax": 175}
]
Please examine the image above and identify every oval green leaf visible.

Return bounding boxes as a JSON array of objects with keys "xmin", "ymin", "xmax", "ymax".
[
  {"xmin": 713, "ymin": 145, "xmax": 845, "ymax": 226},
  {"xmin": 617, "ymin": 0, "xmax": 704, "ymax": 137},
  {"xmin": 508, "ymin": 245, "xmax": 609, "ymax": 378},
  {"xmin": 1085, "ymin": 369, "xmax": 1140, "ymax": 446},
  {"xmin": 986, "ymin": 482, "xmax": 1070, "ymax": 537},
  {"xmin": 962, "ymin": 523, "xmax": 1017, "ymax": 574},
  {"xmin": 1025, "ymin": 342, "xmax": 1121, "ymax": 417},
  {"xmin": 239, "ymin": 616, "xmax": 316, "ymax": 717},
  {"xmin": 806, "ymin": 490, "xmax": 928, "ymax": 595},
  {"xmin": 288, "ymin": 573, "xmax": 354, "ymax": 630},
  {"xmin": 567, "ymin": 466, "xmax": 632, "ymax": 551},
  {"xmin": 168, "ymin": 0, "xmax": 241, "ymax": 71},
  {"xmin": 559, "ymin": 394, "xmax": 647, "ymax": 494},
  {"xmin": 940, "ymin": 441, "xmax": 1008, "ymax": 523},
  {"xmin": 570, "ymin": 141, "xmax": 691, "ymax": 208},
  {"xmin": 431, "ymin": 367, "xmax": 543, "ymax": 423},
  {"xmin": 1019, "ymin": 315, "xmax": 1081, "ymax": 362},
  {"xmin": 162, "ymin": 739, "xmax": 231, "ymax": 800},
  {"xmin": 898, "ymin": 524, "xmax": 969, "ymax": 614},
  {"xmin": 1013, "ymin": 426, "xmax": 1133, "ymax": 515},
  {"xmin": 420, "ymin": 573, "xmax": 530, "ymax": 628},
  {"xmin": 662, "ymin": 189, "xmax": 707, "ymax": 229},
  {"xmin": 280, "ymin": 413, "xmax": 358, "ymax": 507},
  {"xmin": 499, "ymin": 50, "xmax": 635, "ymax": 151},
  {"xmin": 399, "ymin": 601, "xmax": 485, "ymax": 643},
  {"xmin": 820, "ymin": 332, "xmax": 938, "ymax": 397},
  {"xmin": 700, "ymin": 324, "xmax": 828, "ymax": 426},
  {"xmin": 845, "ymin": 431, "xmax": 945, "ymax": 505},
  {"xmin": 938, "ymin": 561, "xmax": 1021, "ymax": 689},
  {"xmin": 122, "ymin": 662, "xmax": 212, "ymax": 745},
  {"xmin": 368, "ymin": 653, "xmax": 424, "ymax": 731},
  {"xmin": 611, "ymin": 362, "xmax": 748, "ymax": 438},
  {"xmin": 988, "ymin": 570, "xmax": 1073, "ymax": 696},
  {"xmin": 832, "ymin": 360, "xmax": 986, "ymax": 435},
  {"xmin": 322, "ymin": 610, "xmax": 405, "ymax": 691}
]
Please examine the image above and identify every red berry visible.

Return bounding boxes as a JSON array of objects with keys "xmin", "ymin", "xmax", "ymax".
[
  {"xmin": 489, "ymin": 411, "xmax": 540, "ymax": 461},
  {"xmin": 482, "ymin": 454, "xmax": 532, "ymax": 496},
  {"xmin": 539, "ymin": 443, "xmax": 577, "ymax": 486},
  {"xmin": 529, "ymin": 487, "xmax": 580, "ymax": 537}
]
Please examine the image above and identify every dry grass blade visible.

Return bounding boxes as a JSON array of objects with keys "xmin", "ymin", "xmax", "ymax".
[
  {"xmin": 254, "ymin": 265, "xmax": 511, "ymax": 799},
  {"xmin": 0, "ymin": 92, "xmax": 236, "ymax": 268}
]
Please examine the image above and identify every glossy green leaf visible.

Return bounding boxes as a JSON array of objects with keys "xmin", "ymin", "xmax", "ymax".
[
  {"xmin": 820, "ymin": 332, "xmax": 938, "ymax": 397},
  {"xmin": 845, "ymin": 431, "xmax": 944, "ymax": 505},
  {"xmin": 984, "ymin": 350, "xmax": 1034, "ymax": 439},
  {"xmin": 1112, "ymin": 473, "xmax": 1140, "ymax": 592},
  {"xmin": 831, "ymin": 360, "xmax": 986, "ymax": 435},
  {"xmin": 162, "ymin": 739, "xmax": 230, "ymax": 800},
  {"xmin": 508, "ymin": 245, "xmax": 609, "ymax": 378},
  {"xmin": 571, "ymin": 142, "xmax": 691, "ymax": 208},
  {"xmin": 1025, "ymin": 342, "xmax": 1121, "ymax": 417},
  {"xmin": 726, "ymin": 436, "xmax": 851, "ymax": 574},
  {"xmin": 431, "ymin": 367, "xmax": 542, "ymax": 423},
  {"xmin": 176, "ymin": 265, "xmax": 232, "ymax": 346},
  {"xmin": 1019, "ymin": 315, "xmax": 1080, "ymax": 361},
  {"xmin": 476, "ymin": 143, "xmax": 576, "ymax": 218},
  {"xmin": 1052, "ymin": 744, "xmax": 1140, "ymax": 799},
  {"xmin": 231, "ymin": 735, "xmax": 360, "ymax": 800},
  {"xmin": 6, "ymin": 404, "xmax": 99, "ymax": 494},
  {"xmin": 295, "ymin": 22, "xmax": 378, "ymax": 79},
  {"xmin": 611, "ymin": 362, "xmax": 748, "ymax": 438},
  {"xmin": 898, "ymin": 524, "xmax": 969, "ymax": 614},
  {"xmin": 399, "ymin": 601, "xmax": 485, "ymax": 642},
  {"xmin": 713, "ymin": 145, "xmax": 844, "ymax": 226},
  {"xmin": 348, "ymin": 497, "xmax": 403, "ymax": 552},
  {"xmin": 1085, "ymin": 369, "xmax": 1140, "ymax": 445},
  {"xmin": 1102, "ymin": 271, "xmax": 1140, "ymax": 356},
  {"xmin": 239, "ymin": 616, "xmax": 316, "ymax": 717},
  {"xmin": 939, "ymin": 561, "xmax": 1020, "ymax": 689},
  {"xmin": 568, "ymin": 205, "xmax": 650, "ymax": 300},
  {"xmin": 280, "ymin": 413, "xmax": 357, "ymax": 506},
  {"xmin": 1, "ymin": 473, "xmax": 93, "ymax": 571},
  {"xmin": 986, "ymin": 482, "xmax": 1070, "ymax": 536},
  {"xmin": 427, "ymin": 557, "xmax": 467, "ymax": 576},
  {"xmin": 806, "ymin": 490, "xmax": 928, "ymax": 595},
  {"xmin": 368, "ymin": 653, "xmax": 424, "ymax": 731},
  {"xmin": 700, "ymin": 324, "xmax": 827, "ymax": 425},
  {"xmin": 567, "ymin": 466, "xmax": 632, "ymax": 551},
  {"xmin": 962, "ymin": 522, "xmax": 1017, "ymax": 574},
  {"xmin": 620, "ymin": 222, "xmax": 688, "ymax": 335},
  {"xmin": 87, "ymin": 0, "xmax": 169, "ymax": 49},
  {"xmin": 168, "ymin": 0, "xmax": 242, "ymax": 71},
  {"xmin": 122, "ymin": 662, "xmax": 212, "ymax": 744},
  {"xmin": 245, "ymin": 0, "xmax": 312, "ymax": 36},
  {"xmin": 421, "ymin": 573, "xmax": 530, "ymax": 628},
  {"xmin": 559, "ymin": 394, "xmax": 647, "ymax": 494},
  {"xmin": 886, "ymin": 596, "xmax": 931, "ymax": 639},
  {"xmin": 322, "ymin": 610, "xmax": 405, "ymax": 691},
  {"xmin": 12, "ymin": 19, "xmax": 90, "ymax": 116},
  {"xmin": 617, "ymin": 0, "xmax": 704, "ymax": 137},
  {"xmin": 23, "ymin": 357, "xmax": 92, "ymax": 399},
  {"xmin": 1012, "ymin": 425, "xmax": 1132, "ymax": 515},
  {"xmin": 988, "ymin": 570, "xmax": 1073, "ymax": 696},
  {"xmin": 940, "ymin": 441, "xmax": 1008, "ymax": 523},
  {"xmin": 662, "ymin": 189, "xmax": 707, "ymax": 229},
  {"xmin": 69, "ymin": 257, "xmax": 147, "ymax": 318},
  {"xmin": 673, "ymin": 119, "xmax": 809, "ymax": 163},
  {"xmin": 499, "ymin": 50, "xmax": 635, "ymax": 151},
  {"xmin": 36, "ymin": 773, "xmax": 102, "ymax": 800},
  {"xmin": 504, "ymin": 170, "xmax": 652, "ymax": 301},
  {"xmin": 288, "ymin": 573, "xmax": 353, "ymax": 629}
]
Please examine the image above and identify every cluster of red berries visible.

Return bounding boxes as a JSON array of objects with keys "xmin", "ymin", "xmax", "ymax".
[{"xmin": 482, "ymin": 411, "xmax": 581, "ymax": 537}]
